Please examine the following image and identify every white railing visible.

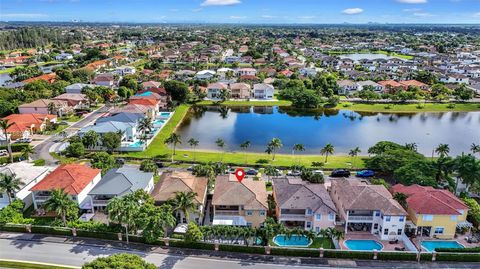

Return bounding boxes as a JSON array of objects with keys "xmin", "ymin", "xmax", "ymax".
[
  {"xmin": 34, "ymin": 196, "xmax": 50, "ymax": 202},
  {"xmin": 348, "ymin": 215, "xmax": 374, "ymax": 221},
  {"xmin": 92, "ymin": 199, "xmax": 110, "ymax": 206},
  {"xmin": 279, "ymin": 214, "xmax": 306, "ymax": 221},
  {"xmin": 215, "ymin": 210, "xmax": 240, "ymax": 215}
]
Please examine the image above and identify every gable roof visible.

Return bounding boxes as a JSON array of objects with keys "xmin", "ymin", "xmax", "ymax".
[
  {"xmin": 212, "ymin": 174, "xmax": 268, "ymax": 210},
  {"xmin": 151, "ymin": 171, "xmax": 208, "ymax": 204},
  {"xmin": 391, "ymin": 184, "xmax": 468, "ymax": 215},
  {"xmin": 273, "ymin": 177, "xmax": 336, "ymax": 213},
  {"xmin": 3, "ymin": 114, "xmax": 57, "ymax": 133},
  {"xmin": 30, "ymin": 164, "xmax": 101, "ymax": 195},
  {"xmin": 88, "ymin": 167, "xmax": 153, "ymax": 196},
  {"xmin": 96, "ymin": 112, "xmax": 144, "ymax": 124},
  {"xmin": 18, "ymin": 99, "xmax": 67, "ymax": 109}
]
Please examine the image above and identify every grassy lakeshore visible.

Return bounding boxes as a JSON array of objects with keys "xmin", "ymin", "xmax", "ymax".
[
  {"xmin": 197, "ymin": 100, "xmax": 292, "ymax": 107},
  {"xmin": 124, "ymin": 104, "xmax": 365, "ymax": 168},
  {"xmin": 326, "ymin": 49, "xmax": 414, "ymax": 60},
  {"xmin": 336, "ymin": 102, "xmax": 480, "ymax": 113}
]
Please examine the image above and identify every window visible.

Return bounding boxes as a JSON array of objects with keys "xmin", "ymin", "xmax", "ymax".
[
  {"xmin": 384, "ymin": 229, "xmax": 389, "ymax": 235},
  {"xmin": 315, "ymin": 227, "xmax": 320, "ymax": 233},
  {"xmin": 260, "ymin": 210, "xmax": 266, "ymax": 216},
  {"xmin": 246, "ymin": 210, "xmax": 253, "ymax": 216},
  {"xmin": 458, "ymin": 210, "xmax": 464, "ymax": 215},
  {"xmin": 397, "ymin": 229, "xmax": 403, "ymax": 235},
  {"xmin": 316, "ymin": 214, "xmax": 322, "ymax": 220},
  {"xmin": 0, "ymin": 193, "xmax": 3, "ymax": 198},
  {"xmin": 306, "ymin": 208, "xmax": 313, "ymax": 215},
  {"xmin": 246, "ymin": 222, "xmax": 252, "ymax": 227},
  {"xmin": 375, "ymin": 211, "xmax": 381, "ymax": 217},
  {"xmin": 328, "ymin": 212, "xmax": 335, "ymax": 221},
  {"xmin": 434, "ymin": 227, "xmax": 444, "ymax": 234},
  {"xmin": 451, "ymin": 215, "xmax": 457, "ymax": 221},
  {"xmin": 306, "ymin": 222, "xmax": 312, "ymax": 229},
  {"xmin": 385, "ymin": 216, "xmax": 391, "ymax": 222},
  {"xmin": 373, "ymin": 223, "xmax": 379, "ymax": 230},
  {"xmin": 399, "ymin": 216, "xmax": 405, "ymax": 222},
  {"xmin": 422, "ymin": 215, "xmax": 433, "ymax": 221}
]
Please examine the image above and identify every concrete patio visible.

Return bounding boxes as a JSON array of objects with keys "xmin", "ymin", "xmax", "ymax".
[{"xmin": 340, "ymin": 232, "xmax": 407, "ymax": 251}]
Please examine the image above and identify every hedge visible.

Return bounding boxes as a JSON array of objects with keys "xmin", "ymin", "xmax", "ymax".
[
  {"xmin": 270, "ymin": 248, "xmax": 319, "ymax": 257},
  {"xmin": 0, "ymin": 143, "xmax": 30, "ymax": 152},
  {"xmin": 0, "ymin": 224, "xmax": 28, "ymax": 233},
  {"xmin": 30, "ymin": 226, "xmax": 71, "ymax": 236},
  {"xmin": 219, "ymin": 244, "xmax": 265, "ymax": 254},
  {"xmin": 169, "ymin": 240, "xmax": 215, "ymax": 250},
  {"xmin": 435, "ymin": 247, "xmax": 480, "ymax": 253},
  {"xmin": 377, "ymin": 252, "xmax": 417, "ymax": 261},
  {"xmin": 324, "ymin": 250, "xmax": 374, "ymax": 260},
  {"xmin": 436, "ymin": 253, "xmax": 480, "ymax": 262},
  {"xmin": 76, "ymin": 230, "xmax": 119, "ymax": 241},
  {"xmin": 420, "ymin": 253, "xmax": 433, "ymax": 261}
]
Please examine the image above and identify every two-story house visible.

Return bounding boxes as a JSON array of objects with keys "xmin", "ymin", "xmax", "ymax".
[
  {"xmin": 273, "ymin": 178, "xmax": 336, "ymax": 232},
  {"xmin": 207, "ymin": 82, "xmax": 229, "ymax": 99},
  {"xmin": 18, "ymin": 99, "xmax": 72, "ymax": 116},
  {"xmin": 391, "ymin": 184, "xmax": 469, "ymax": 239},
  {"xmin": 229, "ymin": 83, "xmax": 251, "ymax": 99},
  {"xmin": 330, "ymin": 179, "xmax": 407, "ymax": 241},
  {"xmin": 252, "ymin": 83, "xmax": 274, "ymax": 100},
  {"xmin": 30, "ymin": 164, "xmax": 101, "ymax": 212},
  {"xmin": 212, "ymin": 174, "xmax": 268, "ymax": 228},
  {"xmin": 151, "ymin": 171, "xmax": 208, "ymax": 224}
]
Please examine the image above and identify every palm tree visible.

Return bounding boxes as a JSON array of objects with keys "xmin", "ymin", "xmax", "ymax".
[
  {"xmin": 169, "ymin": 191, "xmax": 198, "ymax": 223},
  {"xmin": 107, "ymin": 196, "xmax": 138, "ymax": 243},
  {"xmin": 405, "ymin": 143, "xmax": 418, "ymax": 152},
  {"xmin": 266, "ymin": 138, "xmax": 283, "ymax": 161},
  {"xmin": 393, "ymin": 192, "xmax": 408, "ymax": 209},
  {"xmin": 215, "ymin": 138, "xmax": 225, "ymax": 161},
  {"xmin": 0, "ymin": 119, "xmax": 14, "ymax": 163},
  {"xmin": 138, "ymin": 117, "xmax": 153, "ymax": 135},
  {"xmin": 320, "ymin": 143, "xmax": 335, "ymax": 163},
  {"xmin": 0, "ymin": 173, "xmax": 23, "ymax": 203},
  {"xmin": 43, "ymin": 189, "xmax": 78, "ymax": 226},
  {"xmin": 471, "ymin": 143, "xmax": 480, "ymax": 156},
  {"xmin": 264, "ymin": 165, "xmax": 278, "ymax": 182},
  {"xmin": 188, "ymin": 138, "xmax": 199, "ymax": 162},
  {"xmin": 292, "ymin": 144, "xmax": 305, "ymax": 164},
  {"xmin": 164, "ymin": 133, "xmax": 181, "ymax": 162},
  {"xmin": 47, "ymin": 102, "xmax": 56, "ymax": 115},
  {"xmin": 21, "ymin": 145, "xmax": 34, "ymax": 161},
  {"xmin": 435, "ymin": 143, "xmax": 450, "ymax": 157},
  {"xmin": 240, "ymin": 140, "xmax": 251, "ymax": 164},
  {"xmin": 348, "ymin": 147, "xmax": 361, "ymax": 169}
]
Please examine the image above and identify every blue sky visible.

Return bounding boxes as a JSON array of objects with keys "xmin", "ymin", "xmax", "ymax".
[{"xmin": 1, "ymin": 0, "xmax": 479, "ymax": 23}]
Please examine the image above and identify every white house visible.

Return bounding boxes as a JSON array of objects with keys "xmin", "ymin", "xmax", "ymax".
[
  {"xmin": 337, "ymin": 80, "xmax": 359, "ymax": 95},
  {"xmin": 357, "ymin": 80, "xmax": 384, "ymax": 93},
  {"xmin": 115, "ymin": 66, "xmax": 136, "ymax": 76},
  {"xmin": 195, "ymin": 70, "xmax": 216, "ymax": 80},
  {"xmin": 253, "ymin": 83, "xmax": 274, "ymax": 99},
  {"xmin": 65, "ymin": 83, "xmax": 94, "ymax": 94},
  {"xmin": 55, "ymin": 52, "xmax": 73, "ymax": 61},
  {"xmin": 237, "ymin": 68, "xmax": 257, "ymax": 77}
]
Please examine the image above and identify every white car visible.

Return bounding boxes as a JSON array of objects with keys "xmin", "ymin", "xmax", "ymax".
[{"xmin": 0, "ymin": 150, "xmax": 8, "ymax": 156}]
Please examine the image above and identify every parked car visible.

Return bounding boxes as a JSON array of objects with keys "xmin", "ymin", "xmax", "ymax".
[
  {"xmin": 14, "ymin": 138, "xmax": 32, "ymax": 144},
  {"xmin": 356, "ymin": 170, "xmax": 375, "ymax": 178},
  {"xmin": 287, "ymin": 170, "xmax": 302, "ymax": 176},
  {"xmin": 246, "ymin": 169, "xmax": 258, "ymax": 175},
  {"xmin": 330, "ymin": 169, "xmax": 351, "ymax": 177},
  {"xmin": 313, "ymin": 170, "xmax": 324, "ymax": 176},
  {"xmin": 155, "ymin": 161, "xmax": 164, "ymax": 168},
  {"xmin": 116, "ymin": 158, "xmax": 125, "ymax": 165},
  {"xmin": 187, "ymin": 165, "xmax": 197, "ymax": 171},
  {"xmin": 0, "ymin": 150, "xmax": 8, "ymax": 156}
]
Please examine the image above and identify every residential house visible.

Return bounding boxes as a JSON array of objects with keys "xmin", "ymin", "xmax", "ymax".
[
  {"xmin": 22, "ymin": 73, "xmax": 57, "ymax": 84},
  {"xmin": 78, "ymin": 120, "xmax": 138, "ymax": 150},
  {"xmin": 273, "ymin": 178, "xmax": 337, "ymax": 232},
  {"xmin": 93, "ymin": 73, "xmax": 116, "ymax": 87},
  {"xmin": 237, "ymin": 68, "xmax": 257, "ymax": 77},
  {"xmin": 378, "ymin": 80, "xmax": 405, "ymax": 93},
  {"xmin": 212, "ymin": 174, "xmax": 268, "ymax": 228},
  {"xmin": 357, "ymin": 80, "xmax": 384, "ymax": 92},
  {"xmin": 55, "ymin": 52, "xmax": 73, "ymax": 61},
  {"xmin": 141, "ymin": 81, "xmax": 161, "ymax": 90},
  {"xmin": 399, "ymin": 80, "xmax": 430, "ymax": 91},
  {"xmin": 0, "ymin": 162, "xmax": 51, "ymax": 209},
  {"xmin": 230, "ymin": 83, "xmax": 251, "ymax": 99},
  {"xmin": 329, "ymin": 179, "xmax": 407, "ymax": 240},
  {"xmin": 151, "ymin": 171, "xmax": 208, "ymax": 224},
  {"xmin": 18, "ymin": 99, "xmax": 71, "ymax": 116},
  {"xmin": 65, "ymin": 83, "xmax": 94, "ymax": 94},
  {"xmin": 115, "ymin": 66, "xmax": 136, "ymax": 76},
  {"xmin": 391, "ymin": 184, "xmax": 469, "ymax": 239},
  {"xmin": 440, "ymin": 74, "xmax": 470, "ymax": 84},
  {"xmin": 207, "ymin": 82, "xmax": 229, "ymax": 99},
  {"xmin": 88, "ymin": 166, "xmax": 154, "ymax": 211},
  {"xmin": 253, "ymin": 83, "xmax": 274, "ymax": 99},
  {"xmin": 52, "ymin": 93, "xmax": 89, "ymax": 109},
  {"xmin": 195, "ymin": 70, "xmax": 216, "ymax": 80},
  {"xmin": 337, "ymin": 80, "xmax": 358, "ymax": 95},
  {"xmin": 2, "ymin": 114, "xmax": 57, "ymax": 140},
  {"xmin": 30, "ymin": 164, "xmax": 101, "ymax": 211}
]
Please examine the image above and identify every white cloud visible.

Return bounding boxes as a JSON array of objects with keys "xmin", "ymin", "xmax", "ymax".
[
  {"xmin": 397, "ymin": 0, "xmax": 427, "ymax": 3},
  {"xmin": 474, "ymin": 12, "xmax": 480, "ymax": 17},
  {"xmin": 261, "ymin": 15, "xmax": 275, "ymax": 18},
  {"xmin": 403, "ymin": 8, "xmax": 422, "ymax": 12},
  {"xmin": 1, "ymin": 13, "xmax": 48, "ymax": 18},
  {"xmin": 342, "ymin": 8, "xmax": 364, "ymax": 15},
  {"xmin": 201, "ymin": 0, "xmax": 241, "ymax": 7},
  {"xmin": 229, "ymin": 15, "xmax": 246, "ymax": 19},
  {"xmin": 413, "ymin": 12, "xmax": 434, "ymax": 17},
  {"xmin": 298, "ymin": 16, "xmax": 315, "ymax": 19}
]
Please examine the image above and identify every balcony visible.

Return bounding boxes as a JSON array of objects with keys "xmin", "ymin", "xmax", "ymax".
[
  {"xmin": 279, "ymin": 214, "xmax": 307, "ymax": 221},
  {"xmin": 92, "ymin": 199, "xmax": 110, "ymax": 206},
  {"xmin": 215, "ymin": 210, "xmax": 240, "ymax": 216},
  {"xmin": 34, "ymin": 196, "xmax": 51, "ymax": 202},
  {"xmin": 348, "ymin": 215, "xmax": 374, "ymax": 222}
]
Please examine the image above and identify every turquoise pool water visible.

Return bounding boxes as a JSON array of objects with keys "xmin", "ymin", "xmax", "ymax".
[
  {"xmin": 344, "ymin": 240, "xmax": 383, "ymax": 251},
  {"xmin": 153, "ymin": 119, "xmax": 165, "ymax": 125},
  {"xmin": 128, "ymin": 141, "xmax": 144, "ymax": 148},
  {"xmin": 160, "ymin": 112, "xmax": 171, "ymax": 117},
  {"xmin": 421, "ymin": 241, "xmax": 464, "ymax": 252},
  {"xmin": 273, "ymin": 235, "xmax": 311, "ymax": 247}
]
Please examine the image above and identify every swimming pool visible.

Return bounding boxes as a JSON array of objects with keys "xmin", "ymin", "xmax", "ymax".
[
  {"xmin": 421, "ymin": 241, "xmax": 464, "ymax": 252},
  {"xmin": 128, "ymin": 141, "xmax": 144, "ymax": 148},
  {"xmin": 273, "ymin": 235, "xmax": 312, "ymax": 247},
  {"xmin": 153, "ymin": 119, "xmax": 165, "ymax": 125},
  {"xmin": 160, "ymin": 112, "xmax": 172, "ymax": 117},
  {"xmin": 344, "ymin": 240, "xmax": 383, "ymax": 251}
]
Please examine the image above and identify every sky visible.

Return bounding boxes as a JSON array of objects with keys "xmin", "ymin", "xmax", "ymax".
[{"xmin": 1, "ymin": 0, "xmax": 480, "ymax": 24}]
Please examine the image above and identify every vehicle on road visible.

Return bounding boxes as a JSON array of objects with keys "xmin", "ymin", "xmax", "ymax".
[
  {"xmin": 356, "ymin": 170, "xmax": 375, "ymax": 178},
  {"xmin": 14, "ymin": 138, "xmax": 32, "ymax": 144},
  {"xmin": 313, "ymin": 170, "xmax": 324, "ymax": 176},
  {"xmin": 246, "ymin": 169, "xmax": 258, "ymax": 175},
  {"xmin": 287, "ymin": 170, "xmax": 302, "ymax": 176},
  {"xmin": 330, "ymin": 169, "xmax": 351, "ymax": 177}
]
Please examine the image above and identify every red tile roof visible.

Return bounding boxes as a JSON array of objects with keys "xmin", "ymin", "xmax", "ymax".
[
  {"xmin": 128, "ymin": 99, "xmax": 158, "ymax": 106},
  {"xmin": 391, "ymin": 184, "xmax": 468, "ymax": 215},
  {"xmin": 3, "ymin": 114, "xmax": 56, "ymax": 133},
  {"xmin": 30, "ymin": 164, "xmax": 101, "ymax": 195},
  {"xmin": 22, "ymin": 73, "xmax": 57, "ymax": 84}
]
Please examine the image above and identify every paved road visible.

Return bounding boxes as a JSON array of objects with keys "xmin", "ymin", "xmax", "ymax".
[{"xmin": 32, "ymin": 105, "xmax": 112, "ymax": 166}]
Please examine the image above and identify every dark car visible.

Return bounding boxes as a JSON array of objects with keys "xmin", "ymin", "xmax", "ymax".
[
  {"xmin": 155, "ymin": 161, "xmax": 164, "ymax": 168},
  {"xmin": 116, "ymin": 158, "xmax": 125, "ymax": 165},
  {"xmin": 246, "ymin": 169, "xmax": 258, "ymax": 175},
  {"xmin": 330, "ymin": 169, "xmax": 351, "ymax": 177},
  {"xmin": 356, "ymin": 170, "xmax": 375, "ymax": 178}
]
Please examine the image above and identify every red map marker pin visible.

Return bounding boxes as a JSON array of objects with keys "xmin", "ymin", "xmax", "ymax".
[{"xmin": 235, "ymin": 168, "xmax": 245, "ymax": 182}]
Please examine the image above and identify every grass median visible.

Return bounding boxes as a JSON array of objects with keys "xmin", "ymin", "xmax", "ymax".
[{"xmin": 0, "ymin": 260, "xmax": 78, "ymax": 269}]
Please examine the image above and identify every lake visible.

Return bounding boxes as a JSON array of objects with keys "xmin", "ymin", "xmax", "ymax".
[
  {"xmin": 175, "ymin": 106, "xmax": 480, "ymax": 156},
  {"xmin": 0, "ymin": 73, "xmax": 12, "ymax": 86}
]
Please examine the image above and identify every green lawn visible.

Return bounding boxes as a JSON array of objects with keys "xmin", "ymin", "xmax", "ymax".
[
  {"xmin": 337, "ymin": 102, "xmax": 480, "ymax": 113},
  {"xmin": 0, "ymin": 260, "xmax": 78, "ymax": 269},
  {"xmin": 0, "ymin": 67, "xmax": 17, "ymax": 74},
  {"xmin": 42, "ymin": 124, "xmax": 68, "ymax": 135},
  {"xmin": 123, "ymin": 104, "xmax": 365, "ymax": 168},
  {"xmin": 269, "ymin": 237, "xmax": 334, "ymax": 249},
  {"xmin": 60, "ymin": 115, "xmax": 83, "ymax": 123},
  {"xmin": 197, "ymin": 100, "xmax": 292, "ymax": 107}
]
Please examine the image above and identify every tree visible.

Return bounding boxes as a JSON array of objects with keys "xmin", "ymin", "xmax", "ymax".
[
  {"xmin": 43, "ymin": 189, "xmax": 78, "ymax": 226},
  {"xmin": 348, "ymin": 147, "xmax": 361, "ymax": 168},
  {"xmin": 81, "ymin": 130, "xmax": 99, "ymax": 149},
  {"xmin": 0, "ymin": 119, "xmax": 14, "ymax": 163},
  {"xmin": 471, "ymin": 143, "xmax": 480, "ymax": 156},
  {"xmin": 368, "ymin": 141, "xmax": 405, "ymax": 155},
  {"xmin": 393, "ymin": 192, "xmax": 408, "ymax": 209},
  {"xmin": 90, "ymin": 151, "xmax": 116, "ymax": 173},
  {"xmin": 435, "ymin": 144, "xmax": 450, "ymax": 157},
  {"xmin": 430, "ymin": 84, "xmax": 452, "ymax": 101},
  {"xmin": 20, "ymin": 145, "xmax": 34, "ymax": 160},
  {"xmin": 454, "ymin": 153, "xmax": 480, "ymax": 189},
  {"xmin": 164, "ymin": 80, "xmax": 189, "ymax": 103},
  {"xmin": 107, "ymin": 195, "xmax": 140, "ymax": 243},
  {"xmin": 188, "ymin": 138, "xmax": 199, "ymax": 161},
  {"xmin": 165, "ymin": 133, "xmax": 181, "ymax": 162},
  {"xmin": 138, "ymin": 117, "xmax": 153, "ymax": 136},
  {"xmin": 169, "ymin": 191, "xmax": 197, "ymax": 223},
  {"xmin": 320, "ymin": 143, "xmax": 335, "ymax": 163},
  {"xmin": 101, "ymin": 132, "xmax": 121, "ymax": 153},
  {"xmin": 240, "ymin": 140, "xmax": 251, "ymax": 164},
  {"xmin": 215, "ymin": 138, "xmax": 225, "ymax": 161},
  {"xmin": 65, "ymin": 142, "xmax": 85, "ymax": 157},
  {"xmin": 117, "ymin": 86, "xmax": 132, "ymax": 99},
  {"xmin": 0, "ymin": 173, "xmax": 23, "ymax": 204},
  {"xmin": 453, "ymin": 84, "xmax": 474, "ymax": 101},
  {"xmin": 140, "ymin": 159, "xmax": 158, "ymax": 175},
  {"xmin": 185, "ymin": 222, "xmax": 203, "ymax": 242},
  {"xmin": 82, "ymin": 253, "xmax": 156, "ymax": 269},
  {"xmin": 264, "ymin": 165, "xmax": 279, "ymax": 182},
  {"xmin": 394, "ymin": 159, "xmax": 437, "ymax": 187},
  {"xmin": 266, "ymin": 138, "xmax": 283, "ymax": 161},
  {"xmin": 218, "ymin": 88, "xmax": 230, "ymax": 102},
  {"xmin": 404, "ymin": 143, "xmax": 418, "ymax": 152},
  {"xmin": 292, "ymin": 144, "xmax": 305, "ymax": 164},
  {"xmin": 138, "ymin": 203, "xmax": 176, "ymax": 243}
]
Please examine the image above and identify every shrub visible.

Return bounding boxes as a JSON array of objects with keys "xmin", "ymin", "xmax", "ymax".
[
  {"xmin": 377, "ymin": 252, "xmax": 416, "ymax": 261},
  {"xmin": 33, "ymin": 159, "xmax": 46, "ymax": 166},
  {"xmin": 65, "ymin": 142, "xmax": 85, "ymax": 157},
  {"xmin": 30, "ymin": 226, "xmax": 71, "ymax": 236},
  {"xmin": 435, "ymin": 247, "xmax": 480, "ymax": 253},
  {"xmin": 219, "ymin": 244, "xmax": 265, "ymax": 254},
  {"xmin": 323, "ymin": 250, "xmax": 373, "ymax": 259},
  {"xmin": 0, "ymin": 143, "xmax": 30, "ymax": 152},
  {"xmin": 270, "ymin": 248, "xmax": 319, "ymax": 257},
  {"xmin": 169, "ymin": 240, "xmax": 215, "ymax": 250},
  {"xmin": 436, "ymin": 253, "xmax": 480, "ymax": 262},
  {"xmin": 140, "ymin": 159, "xmax": 158, "ymax": 175},
  {"xmin": 82, "ymin": 253, "xmax": 157, "ymax": 269},
  {"xmin": 185, "ymin": 222, "xmax": 203, "ymax": 242}
]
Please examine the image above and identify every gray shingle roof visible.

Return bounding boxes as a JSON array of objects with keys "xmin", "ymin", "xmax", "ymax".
[{"xmin": 88, "ymin": 167, "xmax": 153, "ymax": 196}]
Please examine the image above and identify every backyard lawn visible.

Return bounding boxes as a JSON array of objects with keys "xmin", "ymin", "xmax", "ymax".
[{"xmin": 123, "ymin": 104, "xmax": 366, "ymax": 169}]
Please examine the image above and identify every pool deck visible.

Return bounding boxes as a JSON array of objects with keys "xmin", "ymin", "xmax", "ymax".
[
  {"xmin": 340, "ymin": 233, "xmax": 405, "ymax": 251},
  {"xmin": 411, "ymin": 233, "xmax": 480, "ymax": 251}
]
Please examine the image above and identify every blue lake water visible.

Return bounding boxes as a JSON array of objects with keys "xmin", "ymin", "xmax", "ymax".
[{"xmin": 175, "ymin": 106, "xmax": 480, "ymax": 156}]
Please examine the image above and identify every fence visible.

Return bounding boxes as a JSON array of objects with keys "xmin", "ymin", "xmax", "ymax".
[{"xmin": 1, "ymin": 223, "xmax": 479, "ymax": 262}]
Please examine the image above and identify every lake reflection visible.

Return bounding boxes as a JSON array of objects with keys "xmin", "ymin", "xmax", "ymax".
[{"xmin": 175, "ymin": 106, "xmax": 480, "ymax": 155}]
